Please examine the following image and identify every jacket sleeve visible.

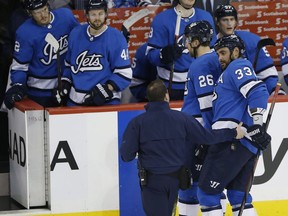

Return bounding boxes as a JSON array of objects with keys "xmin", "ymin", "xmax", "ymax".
[
  {"xmin": 120, "ymin": 119, "xmax": 140, "ymax": 162},
  {"xmin": 186, "ymin": 115, "xmax": 237, "ymax": 145}
]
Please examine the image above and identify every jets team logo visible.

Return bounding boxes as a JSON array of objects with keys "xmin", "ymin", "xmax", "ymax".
[
  {"xmin": 41, "ymin": 35, "xmax": 69, "ymax": 65},
  {"xmin": 71, "ymin": 50, "xmax": 103, "ymax": 73}
]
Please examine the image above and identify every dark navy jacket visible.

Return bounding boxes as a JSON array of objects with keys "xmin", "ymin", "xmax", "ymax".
[{"xmin": 120, "ymin": 101, "xmax": 237, "ymax": 174}]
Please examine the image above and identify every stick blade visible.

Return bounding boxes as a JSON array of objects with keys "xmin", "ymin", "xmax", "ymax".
[
  {"xmin": 257, "ymin": 38, "xmax": 275, "ymax": 49},
  {"xmin": 122, "ymin": 8, "xmax": 150, "ymax": 30},
  {"xmin": 45, "ymin": 33, "xmax": 59, "ymax": 52}
]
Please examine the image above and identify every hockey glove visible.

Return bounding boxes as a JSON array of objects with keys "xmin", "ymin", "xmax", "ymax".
[
  {"xmin": 247, "ymin": 124, "xmax": 271, "ymax": 150},
  {"xmin": 195, "ymin": 144, "xmax": 208, "ymax": 161},
  {"xmin": 160, "ymin": 43, "xmax": 184, "ymax": 65},
  {"xmin": 52, "ymin": 80, "xmax": 71, "ymax": 105},
  {"xmin": 4, "ymin": 84, "xmax": 27, "ymax": 109},
  {"xmin": 83, "ymin": 83, "xmax": 113, "ymax": 106}
]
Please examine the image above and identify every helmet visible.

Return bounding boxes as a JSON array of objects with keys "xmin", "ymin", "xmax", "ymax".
[
  {"xmin": 214, "ymin": 5, "xmax": 238, "ymax": 21},
  {"xmin": 214, "ymin": 34, "xmax": 245, "ymax": 55},
  {"xmin": 184, "ymin": 20, "xmax": 213, "ymax": 45},
  {"xmin": 86, "ymin": 0, "xmax": 108, "ymax": 13},
  {"xmin": 24, "ymin": 0, "xmax": 48, "ymax": 11}
]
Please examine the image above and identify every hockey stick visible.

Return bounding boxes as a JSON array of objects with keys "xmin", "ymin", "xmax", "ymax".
[
  {"xmin": 253, "ymin": 38, "xmax": 275, "ymax": 69},
  {"xmin": 238, "ymin": 82, "xmax": 281, "ymax": 216},
  {"xmin": 45, "ymin": 33, "xmax": 62, "ymax": 93},
  {"xmin": 121, "ymin": 8, "xmax": 150, "ymax": 37},
  {"xmin": 168, "ymin": 10, "xmax": 181, "ymax": 96},
  {"xmin": 122, "ymin": 8, "xmax": 150, "ymax": 30}
]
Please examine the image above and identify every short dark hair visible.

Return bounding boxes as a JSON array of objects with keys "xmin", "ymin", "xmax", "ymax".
[{"xmin": 146, "ymin": 79, "xmax": 167, "ymax": 102}]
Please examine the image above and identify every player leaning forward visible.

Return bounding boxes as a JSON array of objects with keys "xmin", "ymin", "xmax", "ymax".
[
  {"xmin": 4, "ymin": 0, "xmax": 79, "ymax": 109},
  {"xmin": 55, "ymin": 0, "xmax": 132, "ymax": 106},
  {"xmin": 197, "ymin": 34, "xmax": 272, "ymax": 216}
]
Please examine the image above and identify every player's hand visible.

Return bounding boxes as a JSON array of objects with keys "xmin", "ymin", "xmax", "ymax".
[
  {"xmin": 83, "ymin": 83, "xmax": 113, "ymax": 106},
  {"xmin": 52, "ymin": 80, "xmax": 71, "ymax": 105},
  {"xmin": 4, "ymin": 84, "xmax": 27, "ymax": 109},
  {"xmin": 235, "ymin": 122, "xmax": 245, "ymax": 139},
  {"xmin": 160, "ymin": 43, "xmax": 184, "ymax": 65},
  {"xmin": 195, "ymin": 144, "xmax": 208, "ymax": 161},
  {"xmin": 247, "ymin": 124, "xmax": 271, "ymax": 150}
]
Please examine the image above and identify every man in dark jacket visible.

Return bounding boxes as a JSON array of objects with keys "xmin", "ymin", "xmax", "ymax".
[{"xmin": 120, "ymin": 79, "xmax": 245, "ymax": 216}]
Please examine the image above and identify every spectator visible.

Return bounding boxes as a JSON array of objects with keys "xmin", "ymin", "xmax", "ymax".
[
  {"xmin": 4, "ymin": 0, "xmax": 79, "ymax": 109},
  {"xmin": 146, "ymin": 0, "xmax": 217, "ymax": 100},
  {"xmin": 55, "ymin": 0, "xmax": 132, "ymax": 106},
  {"xmin": 120, "ymin": 78, "xmax": 245, "ymax": 216}
]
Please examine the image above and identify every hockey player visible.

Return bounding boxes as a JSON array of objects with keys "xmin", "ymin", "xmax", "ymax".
[
  {"xmin": 146, "ymin": 0, "xmax": 217, "ymax": 100},
  {"xmin": 4, "ymin": 0, "xmax": 79, "ymax": 109},
  {"xmin": 55, "ymin": 0, "xmax": 132, "ymax": 106},
  {"xmin": 280, "ymin": 37, "xmax": 288, "ymax": 87},
  {"xmin": 129, "ymin": 43, "xmax": 157, "ymax": 102},
  {"xmin": 214, "ymin": 4, "xmax": 284, "ymax": 95},
  {"xmin": 197, "ymin": 34, "xmax": 271, "ymax": 216},
  {"xmin": 120, "ymin": 78, "xmax": 245, "ymax": 216},
  {"xmin": 180, "ymin": 20, "xmax": 226, "ymax": 216}
]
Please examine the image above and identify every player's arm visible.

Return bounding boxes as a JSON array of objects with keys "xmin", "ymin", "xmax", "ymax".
[
  {"xmin": 248, "ymin": 34, "xmax": 279, "ymax": 95},
  {"xmin": 185, "ymin": 115, "xmax": 244, "ymax": 145},
  {"xmin": 106, "ymin": 31, "xmax": 132, "ymax": 92},
  {"xmin": 280, "ymin": 39, "xmax": 288, "ymax": 87},
  {"xmin": 120, "ymin": 119, "xmax": 140, "ymax": 162},
  {"xmin": 5, "ymin": 30, "xmax": 32, "ymax": 109}
]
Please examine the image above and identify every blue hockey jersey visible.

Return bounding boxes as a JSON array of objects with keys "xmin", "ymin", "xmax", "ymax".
[
  {"xmin": 63, "ymin": 24, "xmax": 132, "ymax": 106},
  {"xmin": 10, "ymin": 8, "xmax": 79, "ymax": 98},
  {"xmin": 212, "ymin": 58, "xmax": 269, "ymax": 154},
  {"xmin": 182, "ymin": 51, "xmax": 222, "ymax": 128},
  {"xmin": 235, "ymin": 30, "xmax": 278, "ymax": 94},
  {"xmin": 280, "ymin": 37, "xmax": 288, "ymax": 86},
  {"xmin": 129, "ymin": 43, "xmax": 157, "ymax": 101},
  {"xmin": 146, "ymin": 7, "xmax": 216, "ymax": 95}
]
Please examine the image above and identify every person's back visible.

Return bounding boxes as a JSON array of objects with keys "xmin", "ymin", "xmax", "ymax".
[
  {"xmin": 120, "ymin": 78, "xmax": 245, "ymax": 216},
  {"xmin": 129, "ymin": 42, "xmax": 157, "ymax": 102}
]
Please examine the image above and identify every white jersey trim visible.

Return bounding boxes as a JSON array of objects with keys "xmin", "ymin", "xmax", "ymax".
[
  {"xmin": 11, "ymin": 59, "xmax": 29, "ymax": 71},
  {"xmin": 256, "ymin": 66, "xmax": 278, "ymax": 80},
  {"xmin": 240, "ymin": 80, "xmax": 262, "ymax": 98},
  {"xmin": 130, "ymin": 77, "xmax": 145, "ymax": 87},
  {"xmin": 212, "ymin": 120, "xmax": 252, "ymax": 141},
  {"xmin": 198, "ymin": 94, "xmax": 213, "ymax": 111},
  {"xmin": 114, "ymin": 67, "xmax": 132, "ymax": 80},
  {"xmin": 157, "ymin": 67, "xmax": 187, "ymax": 82},
  {"xmin": 27, "ymin": 77, "xmax": 57, "ymax": 89}
]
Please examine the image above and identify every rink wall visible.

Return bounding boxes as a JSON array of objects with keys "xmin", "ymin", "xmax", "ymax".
[{"xmin": 6, "ymin": 96, "xmax": 288, "ymax": 216}]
